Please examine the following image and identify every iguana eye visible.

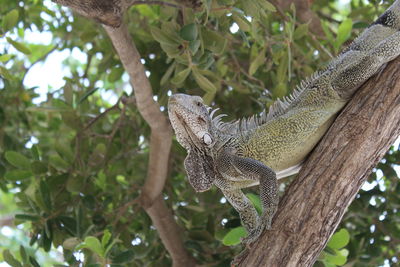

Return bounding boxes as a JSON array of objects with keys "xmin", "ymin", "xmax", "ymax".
[
  {"xmin": 196, "ymin": 101, "xmax": 202, "ymax": 107},
  {"xmin": 203, "ymin": 133, "xmax": 212, "ymax": 145}
]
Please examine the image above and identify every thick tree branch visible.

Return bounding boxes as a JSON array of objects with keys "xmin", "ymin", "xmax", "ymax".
[
  {"xmin": 237, "ymin": 57, "xmax": 400, "ymax": 266},
  {"xmin": 103, "ymin": 24, "xmax": 172, "ymax": 205},
  {"xmin": 103, "ymin": 23, "xmax": 196, "ymax": 266}
]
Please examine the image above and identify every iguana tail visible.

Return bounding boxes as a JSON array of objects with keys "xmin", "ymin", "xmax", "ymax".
[{"xmin": 322, "ymin": 0, "xmax": 400, "ymax": 99}]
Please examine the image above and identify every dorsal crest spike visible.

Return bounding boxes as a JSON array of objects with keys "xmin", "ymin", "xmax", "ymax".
[{"xmin": 210, "ymin": 70, "xmax": 321, "ymax": 135}]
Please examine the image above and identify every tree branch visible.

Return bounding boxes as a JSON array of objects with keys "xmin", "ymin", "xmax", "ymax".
[
  {"xmin": 236, "ymin": 57, "xmax": 400, "ymax": 266},
  {"xmin": 103, "ymin": 23, "xmax": 196, "ymax": 267},
  {"xmin": 103, "ymin": 23, "xmax": 173, "ymax": 205}
]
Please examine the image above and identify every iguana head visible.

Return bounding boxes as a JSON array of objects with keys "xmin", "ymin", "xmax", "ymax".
[{"xmin": 168, "ymin": 94, "xmax": 216, "ymax": 192}]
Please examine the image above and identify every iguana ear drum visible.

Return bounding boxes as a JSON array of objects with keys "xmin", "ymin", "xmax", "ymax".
[{"xmin": 184, "ymin": 150, "xmax": 216, "ymax": 192}]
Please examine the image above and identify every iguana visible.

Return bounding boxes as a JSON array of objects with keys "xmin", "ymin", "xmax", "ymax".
[{"xmin": 168, "ymin": 0, "xmax": 400, "ymax": 244}]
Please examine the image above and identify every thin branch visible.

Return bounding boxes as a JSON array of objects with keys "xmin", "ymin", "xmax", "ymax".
[
  {"xmin": 229, "ymin": 51, "xmax": 265, "ymax": 88},
  {"xmin": 82, "ymin": 98, "xmax": 121, "ymax": 131}
]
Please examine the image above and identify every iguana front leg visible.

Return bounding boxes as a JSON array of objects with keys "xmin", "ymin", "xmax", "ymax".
[{"xmin": 215, "ymin": 150, "xmax": 278, "ymax": 244}]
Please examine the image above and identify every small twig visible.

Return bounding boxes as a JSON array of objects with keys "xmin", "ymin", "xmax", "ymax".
[
  {"xmin": 112, "ymin": 197, "xmax": 140, "ymax": 228},
  {"xmin": 82, "ymin": 98, "xmax": 121, "ymax": 131},
  {"xmin": 229, "ymin": 51, "xmax": 265, "ymax": 88},
  {"xmin": 316, "ymin": 11, "xmax": 341, "ymax": 24},
  {"xmin": 83, "ymin": 53, "xmax": 93, "ymax": 79}
]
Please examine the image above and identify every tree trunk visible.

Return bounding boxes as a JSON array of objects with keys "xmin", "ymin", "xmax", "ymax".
[{"xmin": 237, "ymin": 58, "xmax": 400, "ymax": 266}]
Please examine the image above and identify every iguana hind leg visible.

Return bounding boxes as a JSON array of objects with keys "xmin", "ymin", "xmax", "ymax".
[
  {"xmin": 216, "ymin": 151, "xmax": 278, "ymax": 244},
  {"xmin": 220, "ymin": 188, "xmax": 260, "ymax": 235}
]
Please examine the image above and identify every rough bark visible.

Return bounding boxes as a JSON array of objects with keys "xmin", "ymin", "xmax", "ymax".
[{"xmin": 237, "ymin": 57, "xmax": 400, "ymax": 266}]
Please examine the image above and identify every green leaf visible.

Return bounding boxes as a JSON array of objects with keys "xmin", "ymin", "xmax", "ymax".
[
  {"xmin": 66, "ymin": 175, "xmax": 85, "ymax": 193},
  {"xmin": 222, "ymin": 226, "xmax": 247, "ymax": 246},
  {"xmin": 160, "ymin": 43, "xmax": 181, "ymax": 58},
  {"xmin": 259, "ymin": 0, "xmax": 276, "ymax": 12},
  {"xmin": 246, "ymin": 193, "xmax": 262, "ymax": 214},
  {"xmin": 151, "ymin": 26, "xmax": 180, "ymax": 45},
  {"xmin": 294, "ymin": 24, "xmax": 309, "ymax": 40},
  {"xmin": 41, "ymin": 228, "xmax": 52, "ymax": 252},
  {"xmin": 324, "ymin": 251, "xmax": 347, "ymax": 266},
  {"xmin": 0, "ymin": 54, "xmax": 12, "ymax": 62},
  {"xmin": 232, "ymin": 14, "xmax": 251, "ymax": 32},
  {"xmin": 63, "ymin": 237, "xmax": 81, "ymax": 250},
  {"xmin": 19, "ymin": 245, "xmax": 28, "ymax": 263},
  {"xmin": 180, "ymin": 23, "xmax": 198, "ymax": 41},
  {"xmin": 249, "ymin": 49, "xmax": 265, "ymax": 76},
  {"xmin": 171, "ymin": 68, "xmax": 191, "ymax": 85},
  {"xmin": 201, "ymin": 28, "xmax": 227, "ymax": 54},
  {"xmin": 6, "ymin": 37, "xmax": 31, "ymax": 55},
  {"xmin": 0, "ymin": 66, "xmax": 14, "ymax": 80},
  {"xmin": 55, "ymin": 142, "xmax": 74, "ymax": 164},
  {"xmin": 189, "ymin": 40, "xmax": 201, "ymax": 54},
  {"xmin": 335, "ymin": 19, "xmax": 352, "ymax": 51},
  {"xmin": 2, "ymin": 9, "xmax": 19, "ymax": 32},
  {"xmin": 101, "ymin": 229, "xmax": 112, "ymax": 248},
  {"xmin": 112, "ymin": 250, "xmax": 135, "ymax": 264},
  {"xmin": 31, "ymin": 161, "xmax": 47, "ymax": 174},
  {"xmin": 327, "ymin": 228, "xmax": 350, "ymax": 249},
  {"xmin": 40, "ymin": 180, "xmax": 52, "ymax": 211},
  {"xmin": 76, "ymin": 236, "xmax": 104, "ymax": 257},
  {"xmin": 5, "ymin": 151, "xmax": 31, "ymax": 169},
  {"xmin": 104, "ymin": 238, "xmax": 121, "ymax": 256},
  {"xmin": 192, "ymin": 68, "xmax": 217, "ymax": 94},
  {"xmin": 4, "ymin": 170, "xmax": 32, "ymax": 181},
  {"xmin": 160, "ymin": 62, "xmax": 175, "ymax": 85},
  {"xmin": 29, "ymin": 256, "xmax": 40, "ymax": 267},
  {"xmin": 203, "ymin": 91, "xmax": 216, "ymax": 105},
  {"xmin": 108, "ymin": 67, "xmax": 124, "ymax": 83},
  {"xmin": 15, "ymin": 213, "xmax": 40, "ymax": 221},
  {"xmin": 3, "ymin": 249, "xmax": 22, "ymax": 267},
  {"xmin": 31, "ymin": 145, "xmax": 40, "ymax": 160},
  {"xmin": 49, "ymin": 154, "xmax": 69, "ymax": 170}
]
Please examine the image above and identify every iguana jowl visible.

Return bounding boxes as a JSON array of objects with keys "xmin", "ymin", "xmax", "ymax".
[{"xmin": 168, "ymin": 0, "xmax": 400, "ymax": 244}]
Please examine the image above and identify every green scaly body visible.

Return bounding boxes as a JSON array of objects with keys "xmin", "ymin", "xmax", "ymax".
[{"xmin": 240, "ymin": 85, "xmax": 346, "ymax": 171}]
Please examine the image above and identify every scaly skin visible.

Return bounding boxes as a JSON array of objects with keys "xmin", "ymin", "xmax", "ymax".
[{"xmin": 168, "ymin": 0, "xmax": 400, "ymax": 248}]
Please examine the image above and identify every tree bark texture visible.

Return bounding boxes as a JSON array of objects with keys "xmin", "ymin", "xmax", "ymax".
[{"xmin": 238, "ymin": 57, "xmax": 400, "ymax": 266}]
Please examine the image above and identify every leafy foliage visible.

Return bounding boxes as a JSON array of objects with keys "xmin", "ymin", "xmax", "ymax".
[{"xmin": 0, "ymin": 0, "xmax": 399, "ymax": 266}]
